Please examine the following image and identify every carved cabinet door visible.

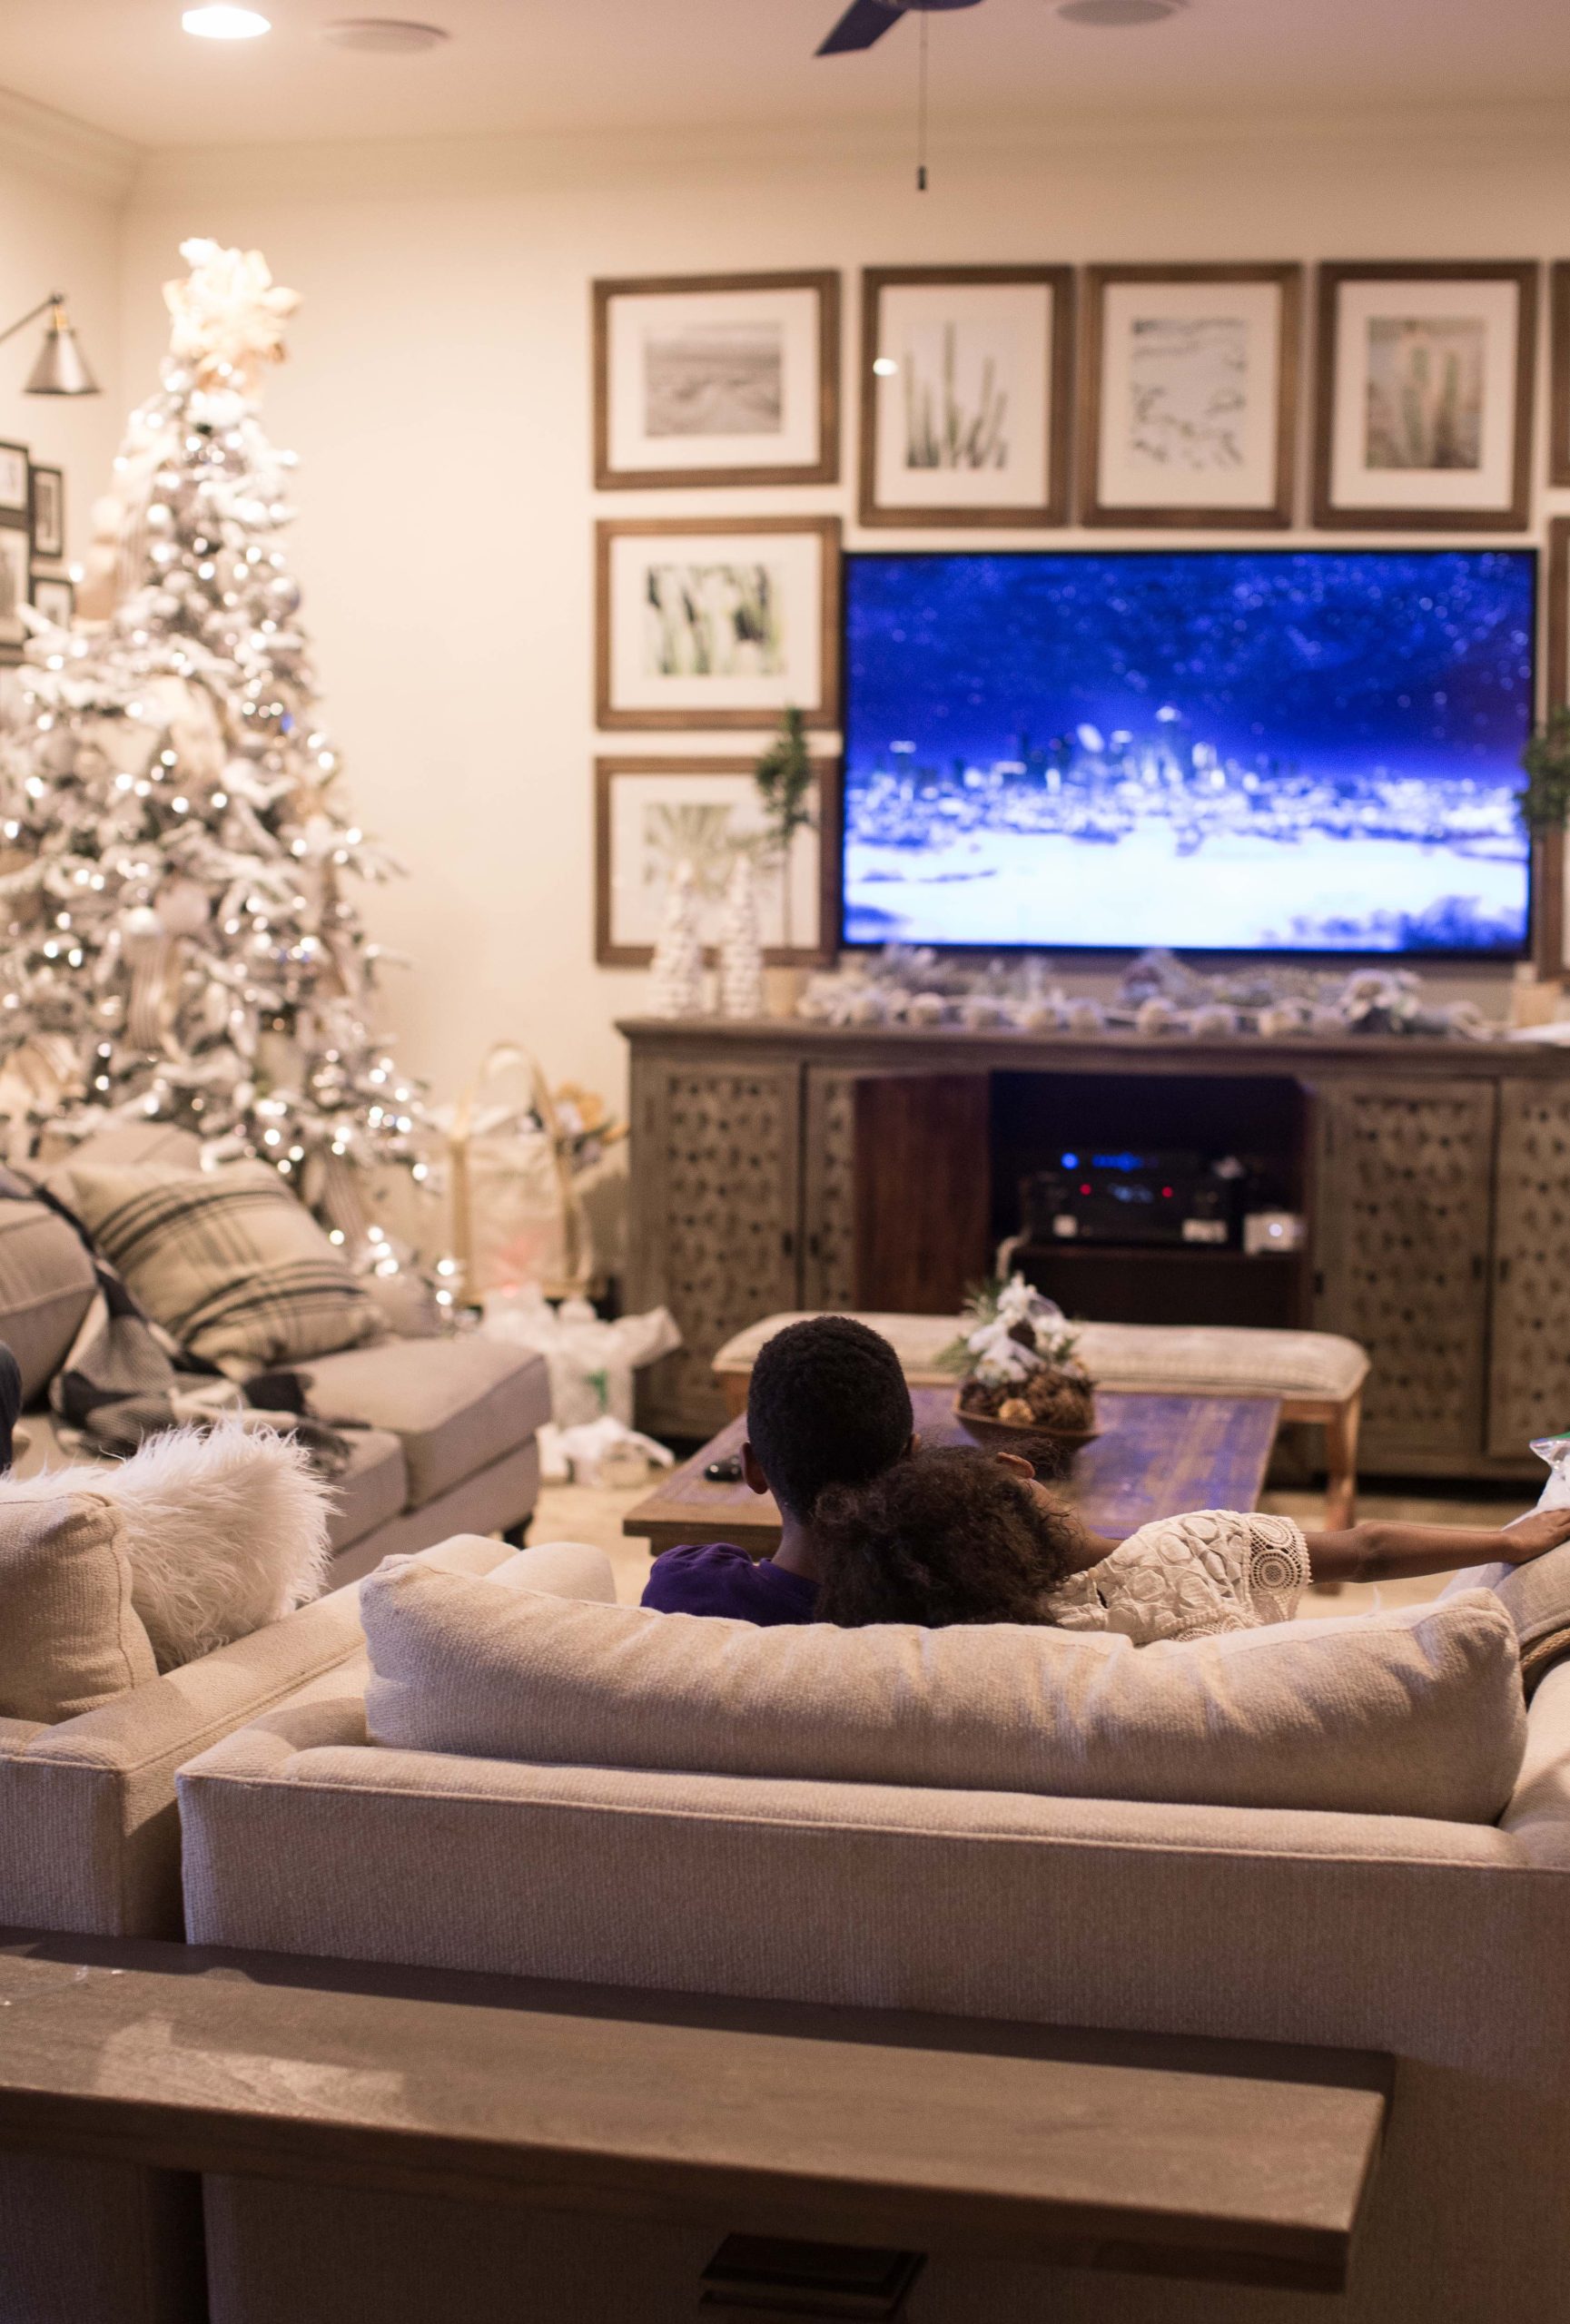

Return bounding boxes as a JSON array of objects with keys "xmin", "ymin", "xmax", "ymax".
[
  {"xmin": 1311, "ymin": 1078, "xmax": 1496, "ymax": 1463},
  {"xmin": 1487, "ymin": 1081, "xmax": 1570, "ymax": 1456},
  {"xmin": 801, "ymin": 1068, "xmax": 992, "ymax": 1315},
  {"xmin": 628, "ymin": 1058, "xmax": 803, "ymax": 1438}
]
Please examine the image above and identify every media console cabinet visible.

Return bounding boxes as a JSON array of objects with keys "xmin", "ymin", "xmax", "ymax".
[{"xmin": 621, "ymin": 1016, "xmax": 1570, "ymax": 1482}]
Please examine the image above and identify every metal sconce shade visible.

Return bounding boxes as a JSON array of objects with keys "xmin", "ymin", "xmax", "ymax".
[{"xmin": 25, "ymin": 307, "xmax": 98, "ymax": 397}]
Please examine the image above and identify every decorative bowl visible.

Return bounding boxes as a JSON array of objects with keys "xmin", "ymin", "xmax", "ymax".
[{"xmin": 953, "ymin": 1393, "xmax": 1100, "ymax": 1480}]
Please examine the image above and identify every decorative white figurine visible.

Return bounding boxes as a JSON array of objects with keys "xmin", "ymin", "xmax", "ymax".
[
  {"xmin": 648, "ymin": 861, "xmax": 706, "ymax": 1019},
  {"xmin": 717, "ymin": 852, "xmax": 765, "ymax": 1020}
]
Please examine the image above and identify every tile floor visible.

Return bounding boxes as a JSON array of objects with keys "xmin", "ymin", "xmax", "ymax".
[{"xmin": 531, "ymin": 1472, "xmax": 1535, "ymax": 1620}]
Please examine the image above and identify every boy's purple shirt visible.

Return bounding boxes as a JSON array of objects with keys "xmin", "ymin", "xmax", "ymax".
[{"xmin": 641, "ymin": 1541, "xmax": 818, "ymax": 1626}]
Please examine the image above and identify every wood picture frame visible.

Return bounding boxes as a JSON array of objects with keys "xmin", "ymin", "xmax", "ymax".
[
  {"xmin": 1551, "ymin": 263, "xmax": 1570, "ymax": 489},
  {"xmin": 0, "ymin": 516, "xmax": 30, "ymax": 665},
  {"xmin": 1079, "ymin": 262, "xmax": 1301, "ymax": 528},
  {"xmin": 595, "ymin": 515, "xmax": 842, "ymax": 731},
  {"xmin": 0, "ymin": 442, "xmax": 28, "ymax": 520},
  {"xmin": 1312, "ymin": 261, "xmax": 1537, "ymax": 530},
  {"xmin": 28, "ymin": 464, "xmax": 63, "ymax": 562},
  {"xmin": 30, "ymin": 572, "xmax": 73, "ymax": 627},
  {"xmin": 593, "ymin": 271, "xmax": 840, "ymax": 490},
  {"xmin": 595, "ymin": 753, "xmax": 841, "ymax": 967},
  {"xmin": 859, "ymin": 265, "xmax": 1074, "ymax": 528}
]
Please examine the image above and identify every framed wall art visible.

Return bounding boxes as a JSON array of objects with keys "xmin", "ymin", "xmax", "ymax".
[
  {"xmin": 1551, "ymin": 263, "xmax": 1570, "ymax": 488},
  {"xmin": 1080, "ymin": 263, "xmax": 1301, "ymax": 527},
  {"xmin": 0, "ymin": 444, "xmax": 27, "ymax": 522},
  {"xmin": 0, "ymin": 519, "xmax": 30, "ymax": 664},
  {"xmin": 595, "ymin": 753, "xmax": 839, "ymax": 965},
  {"xmin": 30, "ymin": 573, "xmax": 73, "ymax": 626},
  {"xmin": 29, "ymin": 465, "xmax": 63, "ymax": 561},
  {"xmin": 859, "ymin": 266, "xmax": 1073, "ymax": 527},
  {"xmin": 1313, "ymin": 261, "xmax": 1537, "ymax": 529},
  {"xmin": 594, "ymin": 271, "xmax": 840, "ymax": 489},
  {"xmin": 595, "ymin": 516, "xmax": 841, "ymax": 730}
]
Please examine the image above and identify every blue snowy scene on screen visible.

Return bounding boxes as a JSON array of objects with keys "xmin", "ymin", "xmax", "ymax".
[{"xmin": 841, "ymin": 549, "xmax": 1535, "ymax": 954}]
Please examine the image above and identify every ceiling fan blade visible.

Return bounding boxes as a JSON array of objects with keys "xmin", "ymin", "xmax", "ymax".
[{"xmin": 816, "ymin": 0, "xmax": 903, "ymax": 55}]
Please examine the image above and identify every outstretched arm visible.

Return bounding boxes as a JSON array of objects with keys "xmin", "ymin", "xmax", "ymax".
[{"xmin": 1304, "ymin": 1506, "xmax": 1570, "ymax": 1585}]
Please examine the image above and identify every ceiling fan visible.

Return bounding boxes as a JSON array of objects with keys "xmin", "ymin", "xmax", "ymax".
[{"xmin": 815, "ymin": 0, "xmax": 981, "ymax": 58}]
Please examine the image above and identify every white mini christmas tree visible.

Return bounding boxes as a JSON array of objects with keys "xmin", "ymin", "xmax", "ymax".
[
  {"xmin": 717, "ymin": 851, "xmax": 764, "ymax": 1019},
  {"xmin": 648, "ymin": 861, "xmax": 706, "ymax": 1019},
  {"xmin": 0, "ymin": 241, "xmax": 429, "ymax": 1258}
]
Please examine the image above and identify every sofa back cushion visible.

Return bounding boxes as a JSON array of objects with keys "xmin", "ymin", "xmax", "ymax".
[
  {"xmin": 59, "ymin": 1159, "xmax": 382, "ymax": 1370},
  {"xmin": 0, "ymin": 1197, "xmax": 96, "ymax": 1403},
  {"xmin": 0, "ymin": 1479, "xmax": 157, "ymax": 1721},
  {"xmin": 361, "ymin": 1561, "xmax": 1526, "ymax": 1824}
]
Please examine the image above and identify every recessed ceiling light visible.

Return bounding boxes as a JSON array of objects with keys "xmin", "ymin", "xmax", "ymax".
[
  {"xmin": 182, "ymin": 5, "xmax": 272, "ymax": 36},
  {"xmin": 1057, "ymin": 0, "xmax": 1182, "ymax": 21},
  {"xmin": 320, "ymin": 17, "xmax": 449, "ymax": 51}
]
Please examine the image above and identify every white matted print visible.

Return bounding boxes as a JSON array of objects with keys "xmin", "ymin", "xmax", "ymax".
[
  {"xmin": 596, "ymin": 517, "xmax": 840, "ymax": 729},
  {"xmin": 596, "ymin": 757, "xmax": 832, "ymax": 964},
  {"xmin": 0, "ymin": 525, "xmax": 29, "ymax": 660},
  {"xmin": 0, "ymin": 444, "xmax": 27, "ymax": 518},
  {"xmin": 1316, "ymin": 265, "xmax": 1535, "ymax": 527},
  {"xmin": 1086, "ymin": 268, "xmax": 1298, "ymax": 524},
  {"xmin": 595, "ymin": 273, "xmax": 838, "ymax": 487},
  {"xmin": 862, "ymin": 269, "xmax": 1071, "ymax": 526}
]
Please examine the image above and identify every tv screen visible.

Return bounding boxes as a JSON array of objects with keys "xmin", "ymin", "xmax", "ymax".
[{"xmin": 841, "ymin": 548, "xmax": 1535, "ymax": 955}]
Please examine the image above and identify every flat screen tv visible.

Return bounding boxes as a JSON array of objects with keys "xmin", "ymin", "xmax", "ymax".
[{"xmin": 841, "ymin": 548, "xmax": 1535, "ymax": 956}]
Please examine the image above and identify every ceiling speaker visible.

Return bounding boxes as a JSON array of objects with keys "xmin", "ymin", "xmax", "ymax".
[{"xmin": 320, "ymin": 17, "xmax": 449, "ymax": 52}]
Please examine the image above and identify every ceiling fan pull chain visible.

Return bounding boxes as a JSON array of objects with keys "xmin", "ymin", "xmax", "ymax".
[{"xmin": 916, "ymin": 5, "xmax": 929, "ymax": 189}]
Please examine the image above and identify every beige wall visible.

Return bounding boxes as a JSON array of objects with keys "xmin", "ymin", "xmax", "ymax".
[
  {"xmin": 115, "ymin": 103, "xmax": 1570, "ymax": 1110},
  {"xmin": 0, "ymin": 91, "xmax": 128, "ymax": 582}
]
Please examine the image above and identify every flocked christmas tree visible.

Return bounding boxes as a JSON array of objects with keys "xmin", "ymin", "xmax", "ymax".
[{"xmin": 0, "ymin": 241, "xmax": 431, "ymax": 1264}]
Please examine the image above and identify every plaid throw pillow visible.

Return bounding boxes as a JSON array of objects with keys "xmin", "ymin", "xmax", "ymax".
[{"xmin": 61, "ymin": 1160, "xmax": 383, "ymax": 1371}]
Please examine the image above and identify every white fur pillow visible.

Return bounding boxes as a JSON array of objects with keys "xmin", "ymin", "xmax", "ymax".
[{"xmin": 22, "ymin": 1424, "xmax": 334, "ymax": 1669}]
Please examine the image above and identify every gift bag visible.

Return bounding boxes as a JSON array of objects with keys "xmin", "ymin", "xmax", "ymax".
[{"xmin": 449, "ymin": 1043, "xmax": 591, "ymax": 1301}]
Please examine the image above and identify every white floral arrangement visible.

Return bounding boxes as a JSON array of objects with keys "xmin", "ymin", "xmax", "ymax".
[{"xmin": 940, "ymin": 1275, "xmax": 1081, "ymax": 1387}]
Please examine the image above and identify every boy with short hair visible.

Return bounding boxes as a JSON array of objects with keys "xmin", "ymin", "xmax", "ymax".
[{"xmin": 640, "ymin": 1315, "xmax": 914, "ymax": 1625}]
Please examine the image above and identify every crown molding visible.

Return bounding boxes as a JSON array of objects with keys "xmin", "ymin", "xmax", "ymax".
[
  {"xmin": 0, "ymin": 83, "xmax": 139, "ymax": 202},
  {"xmin": 127, "ymin": 94, "xmax": 1570, "ymax": 207}
]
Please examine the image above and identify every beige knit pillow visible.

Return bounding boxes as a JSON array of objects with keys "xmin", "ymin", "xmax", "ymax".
[
  {"xmin": 62, "ymin": 1160, "xmax": 382, "ymax": 1371},
  {"xmin": 0, "ymin": 1480, "xmax": 157, "ymax": 1723}
]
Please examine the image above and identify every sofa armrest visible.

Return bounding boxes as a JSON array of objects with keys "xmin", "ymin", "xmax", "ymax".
[
  {"xmin": 0, "ymin": 1577, "xmax": 369, "ymax": 1938},
  {"xmin": 1500, "ymin": 1659, "xmax": 1570, "ymax": 1867}
]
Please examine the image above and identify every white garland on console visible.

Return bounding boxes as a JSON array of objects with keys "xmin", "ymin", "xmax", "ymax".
[{"xmin": 795, "ymin": 946, "xmax": 1496, "ymax": 1041}]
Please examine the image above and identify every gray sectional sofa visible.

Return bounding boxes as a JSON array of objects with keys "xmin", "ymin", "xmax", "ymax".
[{"xmin": 1, "ymin": 1120, "xmax": 548, "ymax": 1582}]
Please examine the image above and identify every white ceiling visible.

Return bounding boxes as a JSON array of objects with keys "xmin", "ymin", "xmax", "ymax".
[{"xmin": 1, "ymin": 0, "xmax": 1568, "ymax": 150}]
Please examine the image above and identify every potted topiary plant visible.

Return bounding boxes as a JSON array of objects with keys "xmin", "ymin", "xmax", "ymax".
[{"xmin": 754, "ymin": 706, "xmax": 817, "ymax": 1014}]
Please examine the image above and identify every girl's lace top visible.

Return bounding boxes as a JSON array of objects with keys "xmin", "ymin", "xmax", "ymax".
[{"xmin": 1044, "ymin": 1509, "xmax": 1311, "ymax": 1643}]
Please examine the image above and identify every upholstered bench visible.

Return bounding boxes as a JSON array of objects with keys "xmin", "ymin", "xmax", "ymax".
[{"xmin": 714, "ymin": 1312, "xmax": 1370, "ymax": 1527}]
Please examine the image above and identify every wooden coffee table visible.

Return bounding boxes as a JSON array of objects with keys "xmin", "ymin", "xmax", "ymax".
[{"xmin": 625, "ymin": 1385, "xmax": 1282, "ymax": 1561}]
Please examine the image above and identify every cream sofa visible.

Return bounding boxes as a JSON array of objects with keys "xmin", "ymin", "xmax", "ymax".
[
  {"xmin": 175, "ymin": 1539, "xmax": 1570, "ymax": 2324},
  {"xmin": 0, "ymin": 1548, "xmax": 377, "ymax": 2324},
  {"xmin": 3, "ymin": 1121, "xmax": 548, "ymax": 1584}
]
